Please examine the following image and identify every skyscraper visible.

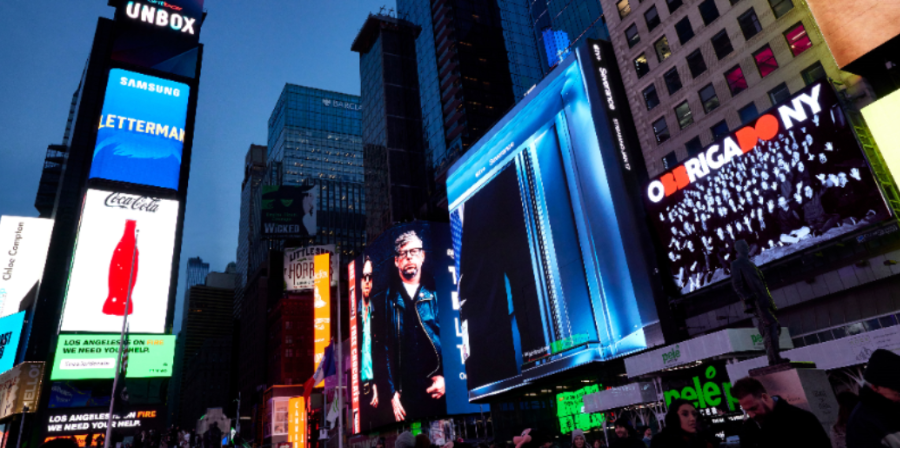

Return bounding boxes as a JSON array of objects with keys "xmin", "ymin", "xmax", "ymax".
[
  {"xmin": 530, "ymin": 0, "xmax": 611, "ymax": 73},
  {"xmin": 352, "ymin": 14, "xmax": 430, "ymax": 241},
  {"xmin": 398, "ymin": 0, "xmax": 544, "ymax": 187},
  {"xmin": 267, "ymin": 85, "xmax": 366, "ymax": 262},
  {"xmin": 185, "ymin": 256, "xmax": 210, "ymax": 289}
]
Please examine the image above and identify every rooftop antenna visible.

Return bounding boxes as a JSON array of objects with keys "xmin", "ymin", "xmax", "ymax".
[
  {"xmin": 387, "ymin": 7, "xmax": 395, "ymax": 17},
  {"xmin": 378, "ymin": 5, "xmax": 386, "ymax": 15}
]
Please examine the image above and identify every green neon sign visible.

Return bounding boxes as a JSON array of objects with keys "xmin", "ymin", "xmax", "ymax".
[
  {"xmin": 50, "ymin": 334, "xmax": 176, "ymax": 380},
  {"xmin": 663, "ymin": 364, "xmax": 738, "ymax": 412},
  {"xmin": 557, "ymin": 384, "xmax": 605, "ymax": 434}
]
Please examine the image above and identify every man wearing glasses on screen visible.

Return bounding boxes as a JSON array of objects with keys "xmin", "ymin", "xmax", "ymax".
[
  {"xmin": 383, "ymin": 230, "xmax": 445, "ymax": 423},
  {"xmin": 358, "ymin": 256, "xmax": 382, "ymax": 422}
]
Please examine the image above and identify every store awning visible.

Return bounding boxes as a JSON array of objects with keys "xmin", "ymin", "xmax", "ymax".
[
  {"xmin": 726, "ymin": 324, "xmax": 900, "ymax": 381},
  {"xmin": 625, "ymin": 328, "xmax": 793, "ymax": 378},
  {"xmin": 583, "ymin": 382, "xmax": 658, "ymax": 413}
]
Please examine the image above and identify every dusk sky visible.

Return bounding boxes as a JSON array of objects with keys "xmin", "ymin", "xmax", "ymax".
[{"xmin": 0, "ymin": 1, "xmax": 391, "ymax": 331}]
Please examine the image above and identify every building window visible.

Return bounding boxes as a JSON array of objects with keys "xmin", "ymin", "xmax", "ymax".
[
  {"xmin": 768, "ymin": 82, "xmax": 791, "ymax": 104},
  {"xmin": 643, "ymin": 84, "xmax": 661, "ymax": 110},
  {"xmin": 725, "ymin": 65, "xmax": 748, "ymax": 95},
  {"xmin": 699, "ymin": 83, "xmax": 720, "ymax": 113},
  {"xmin": 753, "ymin": 45, "xmax": 779, "ymax": 77},
  {"xmin": 653, "ymin": 117, "xmax": 671, "ymax": 143},
  {"xmin": 662, "ymin": 151, "xmax": 678, "ymax": 169},
  {"xmin": 634, "ymin": 53, "xmax": 650, "ymax": 78},
  {"xmin": 769, "ymin": 0, "xmax": 793, "ymax": 18},
  {"xmin": 711, "ymin": 120, "xmax": 729, "ymax": 139},
  {"xmin": 675, "ymin": 101, "xmax": 694, "ymax": 129},
  {"xmin": 617, "ymin": 0, "xmax": 632, "ymax": 18},
  {"xmin": 784, "ymin": 22, "xmax": 813, "ymax": 56},
  {"xmin": 711, "ymin": 30, "xmax": 733, "ymax": 60},
  {"xmin": 666, "ymin": 0, "xmax": 683, "ymax": 14},
  {"xmin": 738, "ymin": 102, "xmax": 759, "ymax": 125},
  {"xmin": 645, "ymin": 6, "xmax": 661, "ymax": 31},
  {"xmin": 625, "ymin": 24, "xmax": 640, "ymax": 48},
  {"xmin": 699, "ymin": 0, "xmax": 720, "ymax": 25},
  {"xmin": 686, "ymin": 136, "xmax": 703, "ymax": 156},
  {"xmin": 738, "ymin": 9, "xmax": 763, "ymax": 40},
  {"xmin": 654, "ymin": 36, "xmax": 672, "ymax": 62},
  {"xmin": 686, "ymin": 50, "xmax": 707, "ymax": 78},
  {"xmin": 801, "ymin": 61, "xmax": 827, "ymax": 85},
  {"xmin": 675, "ymin": 17, "xmax": 695, "ymax": 45},
  {"xmin": 664, "ymin": 68, "xmax": 683, "ymax": 94}
]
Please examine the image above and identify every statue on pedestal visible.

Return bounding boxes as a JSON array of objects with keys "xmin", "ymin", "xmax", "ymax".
[{"xmin": 730, "ymin": 240, "xmax": 787, "ymax": 366}]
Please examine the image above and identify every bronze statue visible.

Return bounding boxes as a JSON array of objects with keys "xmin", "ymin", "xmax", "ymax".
[{"xmin": 730, "ymin": 240, "xmax": 787, "ymax": 366}]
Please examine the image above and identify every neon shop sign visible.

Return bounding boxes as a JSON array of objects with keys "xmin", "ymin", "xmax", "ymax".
[
  {"xmin": 663, "ymin": 364, "xmax": 739, "ymax": 413},
  {"xmin": 125, "ymin": 1, "xmax": 198, "ymax": 35}
]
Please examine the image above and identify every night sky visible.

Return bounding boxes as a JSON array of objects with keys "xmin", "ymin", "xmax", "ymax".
[{"xmin": 0, "ymin": 0, "xmax": 392, "ymax": 331}]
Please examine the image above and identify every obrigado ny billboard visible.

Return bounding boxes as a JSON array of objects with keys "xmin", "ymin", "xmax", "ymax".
[
  {"xmin": 446, "ymin": 40, "xmax": 663, "ymax": 400},
  {"xmin": 645, "ymin": 81, "xmax": 891, "ymax": 295},
  {"xmin": 89, "ymin": 69, "xmax": 190, "ymax": 190}
]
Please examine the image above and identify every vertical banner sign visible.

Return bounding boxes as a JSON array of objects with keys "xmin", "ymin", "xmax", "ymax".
[
  {"xmin": 313, "ymin": 254, "xmax": 331, "ymax": 388},
  {"xmin": 347, "ymin": 261, "xmax": 359, "ymax": 434},
  {"xmin": 288, "ymin": 397, "xmax": 306, "ymax": 448}
]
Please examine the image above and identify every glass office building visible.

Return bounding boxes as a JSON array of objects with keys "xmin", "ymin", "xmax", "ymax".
[
  {"xmin": 267, "ymin": 85, "xmax": 366, "ymax": 261},
  {"xmin": 531, "ymin": 0, "xmax": 610, "ymax": 74}
]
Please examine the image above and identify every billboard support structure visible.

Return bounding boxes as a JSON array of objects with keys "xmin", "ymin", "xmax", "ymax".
[{"xmin": 104, "ymin": 233, "xmax": 137, "ymax": 449}]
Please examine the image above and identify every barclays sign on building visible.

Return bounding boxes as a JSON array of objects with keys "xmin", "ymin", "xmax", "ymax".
[{"xmin": 322, "ymin": 98, "xmax": 361, "ymax": 111}]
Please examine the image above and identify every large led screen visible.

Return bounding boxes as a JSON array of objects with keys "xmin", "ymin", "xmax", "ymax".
[
  {"xmin": 111, "ymin": 0, "xmax": 204, "ymax": 78},
  {"xmin": 645, "ymin": 81, "xmax": 891, "ymax": 295},
  {"xmin": 0, "ymin": 216, "xmax": 53, "ymax": 318},
  {"xmin": 861, "ymin": 87, "xmax": 900, "ymax": 186},
  {"xmin": 0, "ymin": 312, "xmax": 25, "ymax": 374},
  {"xmin": 261, "ymin": 185, "xmax": 318, "ymax": 237},
  {"xmin": 50, "ymin": 334, "xmax": 175, "ymax": 380},
  {"xmin": 446, "ymin": 40, "xmax": 662, "ymax": 399},
  {"xmin": 89, "ymin": 69, "xmax": 190, "ymax": 190},
  {"xmin": 347, "ymin": 222, "xmax": 482, "ymax": 433},
  {"xmin": 62, "ymin": 189, "xmax": 179, "ymax": 334}
]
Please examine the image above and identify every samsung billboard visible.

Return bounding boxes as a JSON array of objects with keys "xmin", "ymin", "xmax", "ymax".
[
  {"xmin": 645, "ymin": 81, "xmax": 891, "ymax": 295},
  {"xmin": 446, "ymin": 40, "xmax": 663, "ymax": 400}
]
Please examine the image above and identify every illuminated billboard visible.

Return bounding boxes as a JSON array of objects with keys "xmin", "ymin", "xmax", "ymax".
[
  {"xmin": 262, "ymin": 185, "xmax": 318, "ymax": 237},
  {"xmin": 348, "ymin": 222, "xmax": 485, "ymax": 433},
  {"xmin": 862, "ymin": 87, "xmax": 900, "ymax": 187},
  {"xmin": 50, "ymin": 334, "xmax": 176, "ymax": 380},
  {"xmin": 89, "ymin": 69, "xmax": 190, "ymax": 190},
  {"xmin": 62, "ymin": 189, "xmax": 179, "ymax": 334},
  {"xmin": 313, "ymin": 253, "xmax": 330, "ymax": 388},
  {"xmin": 288, "ymin": 397, "xmax": 307, "ymax": 448},
  {"xmin": 446, "ymin": 40, "xmax": 662, "ymax": 399},
  {"xmin": 0, "ymin": 312, "xmax": 25, "ymax": 374},
  {"xmin": 0, "ymin": 216, "xmax": 53, "ymax": 318},
  {"xmin": 111, "ymin": 0, "xmax": 204, "ymax": 78},
  {"xmin": 43, "ymin": 405, "xmax": 164, "ymax": 441},
  {"xmin": 807, "ymin": 0, "xmax": 900, "ymax": 69},
  {"xmin": 0, "ymin": 362, "xmax": 44, "ymax": 420},
  {"xmin": 284, "ymin": 245, "xmax": 338, "ymax": 291},
  {"xmin": 645, "ymin": 81, "xmax": 891, "ymax": 295}
]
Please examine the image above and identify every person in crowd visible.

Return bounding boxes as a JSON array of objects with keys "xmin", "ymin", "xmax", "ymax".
[
  {"xmin": 593, "ymin": 438, "xmax": 607, "ymax": 448},
  {"xmin": 395, "ymin": 431, "xmax": 416, "ymax": 448},
  {"xmin": 801, "ymin": 185, "xmax": 840, "ymax": 236},
  {"xmin": 640, "ymin": 427, "xmax": 653, "ymax": 447},
  {"xmin": 650, "ymin": 399, "xmax": 713, "ymax": 448},
  {"xmin": 415, "ymin": 433, "xmax": 433, "ymax": 448},
  {"xmin": 846, "ymin": 349, "xmax": 900, "ymax": 447},
  {"xmin": 733, "ymin": 377, "xmax": 831, "ymax": 447},
  {"xmin": 831, "ymin": 391, "xmax": 859, "ymax": 448},
  {"xmin": 610, "ymin": 419, "xmax": 645, "ymax": 448},
  {"xmin": 572, "ymin": 429, "xmax": 588, "ymax": 448}
]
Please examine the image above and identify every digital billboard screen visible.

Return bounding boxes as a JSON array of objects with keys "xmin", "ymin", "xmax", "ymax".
[
  {"xmin": 645, "ymin": 81, "xmax": 891, "ymax": 295},
  {"xmin": 313, "ymin": 253, "xmax": 330, "ymax": 388},
  {"xmin": 445, "ymin": 40, "xmax": 662, "ymax": 399},
  {"xmin": 111, "ymin": 0, "xmax": 204, "ymax": 78},
  {"xmin": 89, "ymin": 69, "xmax": 190, "ymax": 191},
  {"xmin": 0, "ymin": 216, "xmax": 53, "ymax": 318},
  {"xmin": 262, "ymin": 185, "xmax": 318, "ymax": 237},
  {"xmin": 348, "ymin": 222, "xmax": 482, "ymax": 433},
  {"xmin": 62, "ymin": 189, "xmax": 179, "ymax": 334},
  {"xmin": 0, "ymin": 312, "xmax": 25, "ymax": 374},
  {"xmin": 50, "ymin": 334, "xmax": 176, "ymax": 380}
]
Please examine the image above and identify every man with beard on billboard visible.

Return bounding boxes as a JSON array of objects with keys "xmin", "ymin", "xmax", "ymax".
[{"xmin": 383, "ymin": 231, "xmax": 446, "ymax": 422}]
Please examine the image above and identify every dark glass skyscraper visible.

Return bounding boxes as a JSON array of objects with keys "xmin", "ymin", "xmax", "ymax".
[
  {"xmin": 352, "ymin": 14, "xmax": 429, "ymax": 241},
  {"xmin": 530, "ymin": 0, "xmax": 610, "ymax": 73}
]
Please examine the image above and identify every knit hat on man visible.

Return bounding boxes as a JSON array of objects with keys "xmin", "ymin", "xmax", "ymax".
[
  {"xmin": 395, "ymin": 431, "xmax": 416, "ymax": 448},
  {"xmin": 864, "ymin": 349, "xmax": 900, "ymax": 392}
]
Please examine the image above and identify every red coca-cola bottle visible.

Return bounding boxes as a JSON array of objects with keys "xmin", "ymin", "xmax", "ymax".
[{"xmin": 102, "ymin": 220, "xmax": 139, "ymax": 316}]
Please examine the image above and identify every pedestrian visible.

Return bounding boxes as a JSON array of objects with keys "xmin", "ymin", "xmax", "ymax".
[
  {"xmin": 415, "ymin": 433, "xmax": 432, "ymax": 448},
  {"xmin": 650, "ymin": 399, "xmax": 712, "ymax": 447},
  {"xmin": 831, "ymin": 391, "xmax": 858, "ymax": 448},
  {"xmin": 610, "ymin": 419, "xmax": 645, "ymax": 448},
  {"xmin": 572, "ymin": 429, "xmax": 587, "ymax": 448},
  {"xmin": 640, "ymin": 427, "xmax": 653, "ymax": 447},
  {"xmin": 396, "ymin": 431, "xmax": 416, "ymax": 448},
  {"xmin": 846, "ymin": 349, "xmax": 900, "ymax": 448},
  {"xmin": 593, "ymin": 438, "xmax": 606, "ymax": 448},
  {"xmin": 733, "ymin": 376, "xmax": 831, "ymax": 447}
]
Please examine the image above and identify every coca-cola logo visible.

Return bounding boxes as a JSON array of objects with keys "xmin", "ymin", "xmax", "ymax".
[{"xmin": 104, "ymin": 193, "xmax": 161, "ymax": 213}]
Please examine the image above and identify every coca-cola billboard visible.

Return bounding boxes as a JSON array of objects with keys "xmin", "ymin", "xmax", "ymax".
[{"xmin": 61, "ymin": 189, "xmax": 179, "ymax": 334}]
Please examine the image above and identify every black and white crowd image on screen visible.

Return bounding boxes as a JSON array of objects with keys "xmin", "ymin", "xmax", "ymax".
[{"xmin": 648, "ymin": 85, "xmax": 891, "ymax": 295}]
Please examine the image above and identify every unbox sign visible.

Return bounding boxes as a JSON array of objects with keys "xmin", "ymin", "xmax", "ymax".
[{"xmin": 51, "ymin": 334, "xmax": 175, "ymax": 380}]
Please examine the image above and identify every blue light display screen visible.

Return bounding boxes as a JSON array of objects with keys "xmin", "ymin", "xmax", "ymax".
[
  {"xmin": 0, "ymin": 312, "xmax": 25, "ymax": 373},
  {"xmin": 89, "ymin": 69, "xmax": 190, "ymax": 190},
  {"xmin": 446, "ymin": 42, "xmax": 661, "ymax": 399}
]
